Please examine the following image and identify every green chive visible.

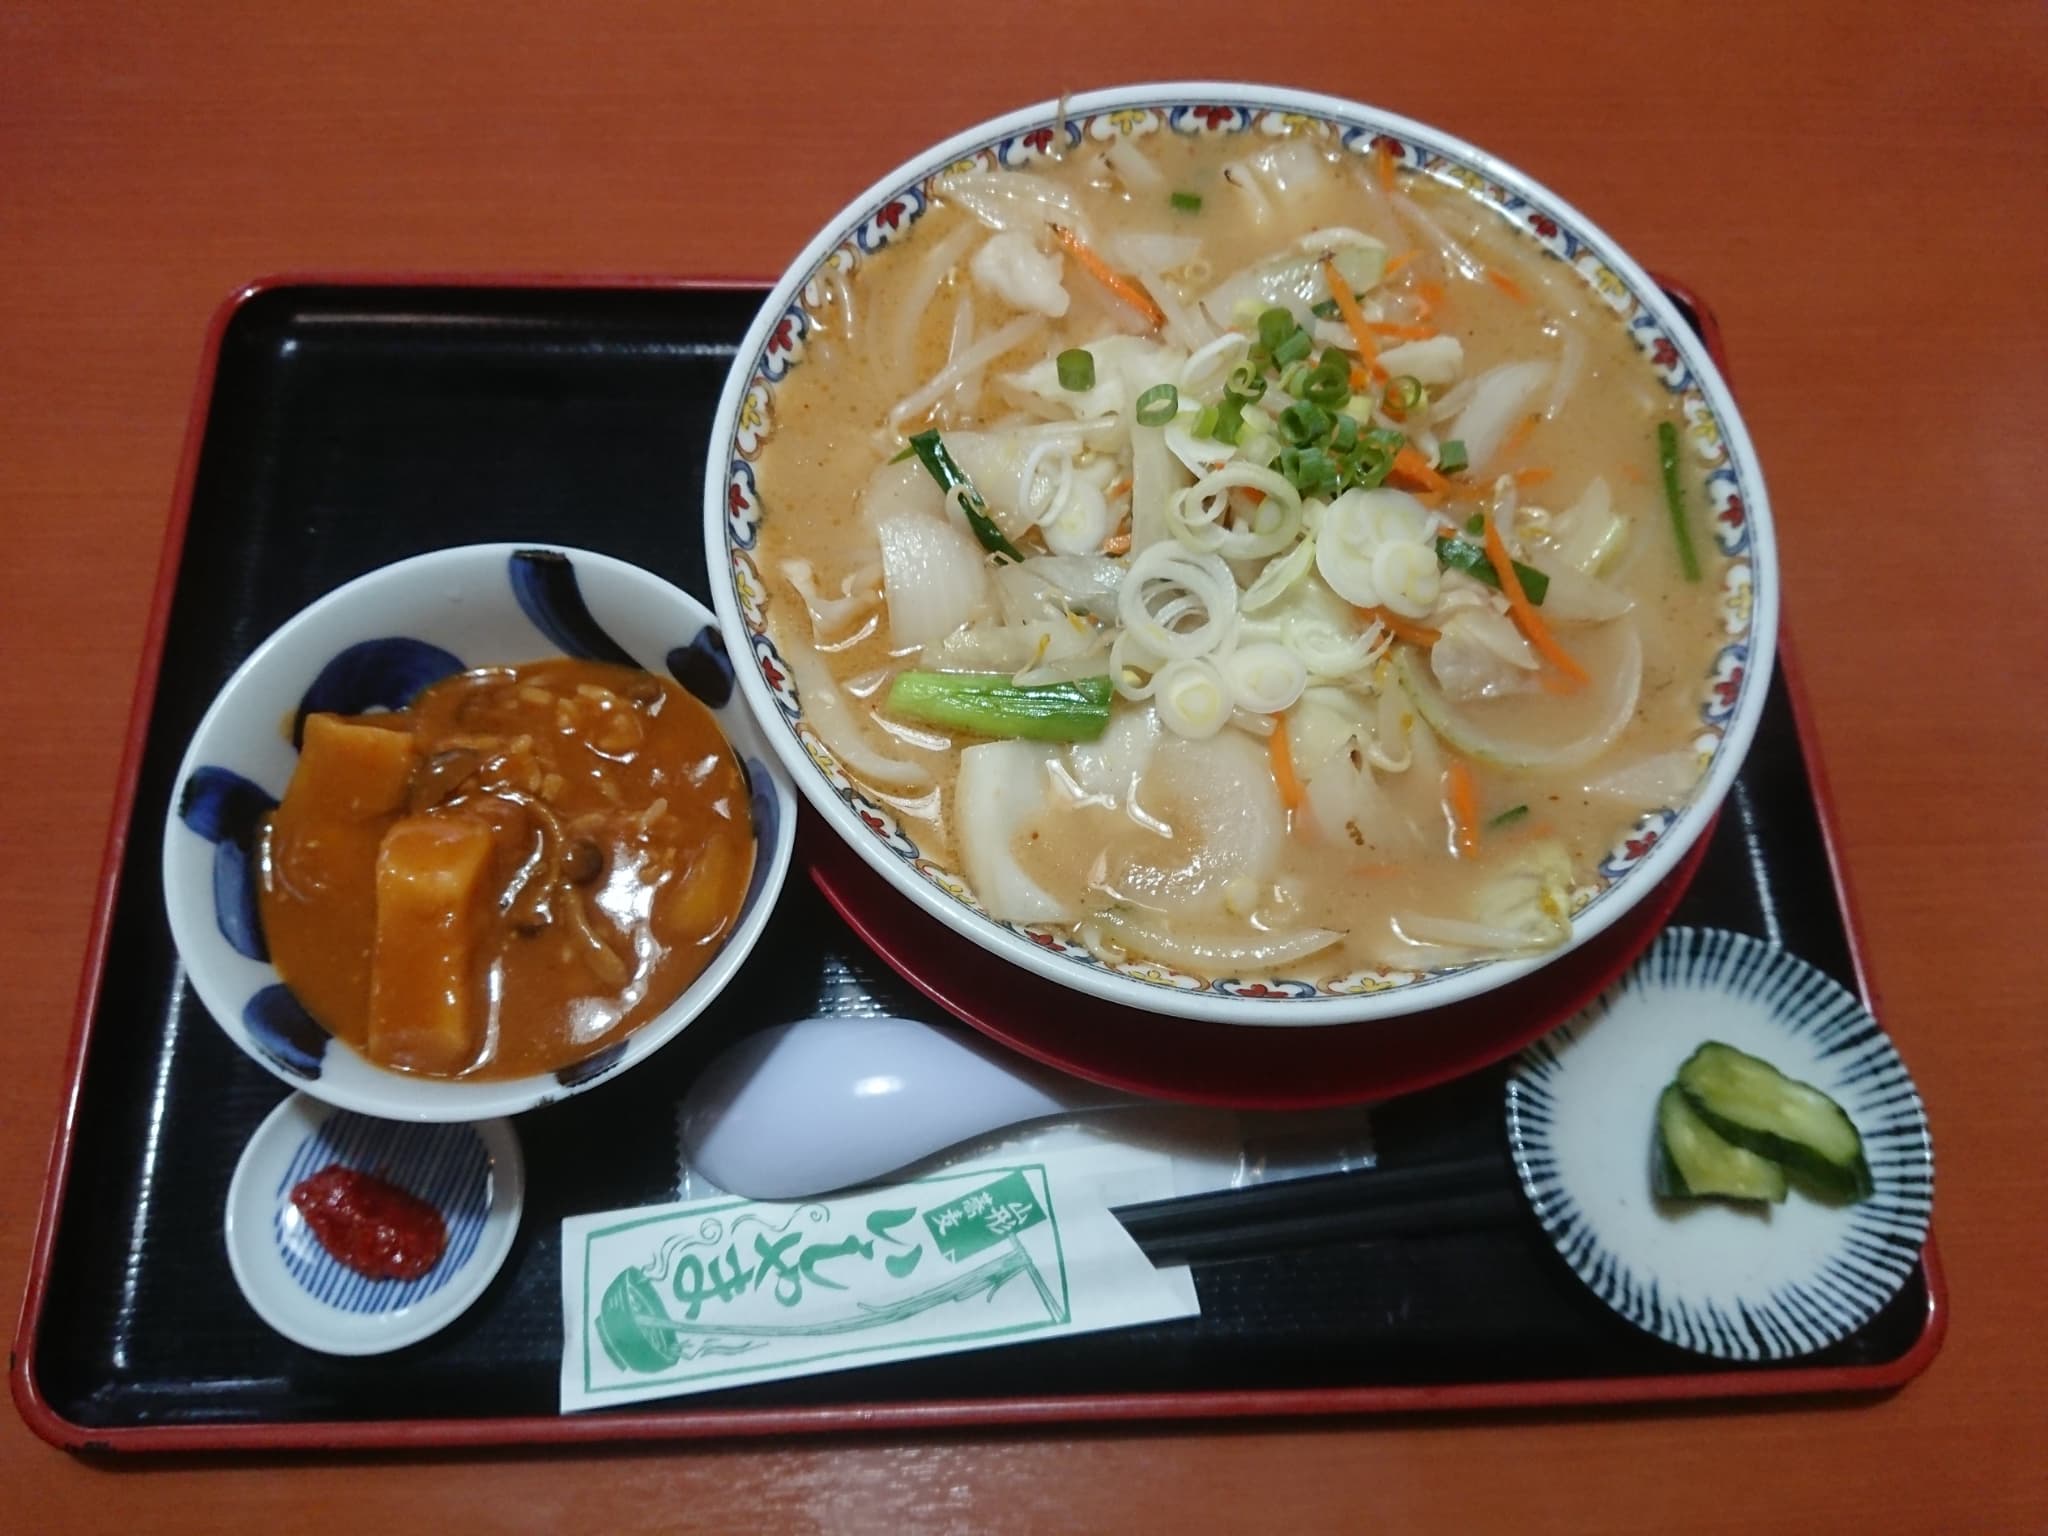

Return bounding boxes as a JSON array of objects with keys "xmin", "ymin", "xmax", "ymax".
[
  {"xmin": 1658, "ymin": 420, "xmax": 1703, "ymax": 582},
  {"xmin": 1489, "ymin": 804, "xmax": 1530, "ymax": 828},
  {"xmin": 1436, "ymin": 536, "xmax": 1551, "ymax": 605},
  {"xmin": 887, "ymin": 443, "xmax": 917, "ymax": 464},
  {"xmin": 1436, "ymin": 438, "xmax": 1469, "ymax": 475},
  {"xmin": 1170, "ymin": 190, "xmax": 1203, "ymax": 213},
  {"xmin": 908, "ymin": 429, "xmax": 1023, "ymax": 563},
  {"xmin": 1056, "ymin": 348, "xmax": 1095, "ymax": 392},
  {"xmin": 1466, "ymin": 513, "xmax": 1485, "ymax": 536},
  {"xmin": 1135, "ymin": 383, "xmax": 1179, "ymax": 427}
]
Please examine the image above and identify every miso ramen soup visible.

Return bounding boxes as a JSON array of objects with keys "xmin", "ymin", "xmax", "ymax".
[{"xmin": 749, "ymin": 126, "xmax": 1725, "ymax": 982}]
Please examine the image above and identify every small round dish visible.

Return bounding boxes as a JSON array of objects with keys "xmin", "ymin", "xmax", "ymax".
[
  {"xmin": 224, "ymin": 1094, "xmax": 524, "ymax": 1355},
  {"xmin": 1506, "ymin": 927, "xmax": 1934, "ymax": 1360},
  {"xmin": 163, "ymin": 543, "xmax": 798, "ymax": 1121}
]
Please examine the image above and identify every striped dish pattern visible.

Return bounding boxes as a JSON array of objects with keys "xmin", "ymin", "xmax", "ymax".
[
  {"xmin": 1507, "ymin": 927, "xmax": 1934, "ymax": 1361},
  {"xmin": 272, "ymin": 1113, "xmax": 493, "ymax": 1315}
]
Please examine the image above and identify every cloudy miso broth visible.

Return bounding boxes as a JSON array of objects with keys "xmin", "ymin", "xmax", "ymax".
[{"xmin": 751, "ymin": 126, "xmax": 1724, "ymax": 980}]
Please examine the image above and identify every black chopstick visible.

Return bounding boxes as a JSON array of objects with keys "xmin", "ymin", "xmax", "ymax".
[{"xmin": 1111, "ymin": 1153, "xmax": 1524, "ymax": 1267}]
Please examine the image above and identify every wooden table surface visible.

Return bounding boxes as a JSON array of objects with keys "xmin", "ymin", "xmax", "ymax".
[{"xmin": 4, "ymin": 2, "xmax": 2043, "ymax": 1529}]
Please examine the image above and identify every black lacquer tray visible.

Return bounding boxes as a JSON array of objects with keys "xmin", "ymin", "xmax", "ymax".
[{"xmin": 12, "ymin": 280, "xmax": 1943, "ymax": 1451}]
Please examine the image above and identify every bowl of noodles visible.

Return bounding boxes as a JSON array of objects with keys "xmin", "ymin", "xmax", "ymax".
[{"xmin": 705, "ymin": 82, "xmax": 1776, "ymax": 1027}]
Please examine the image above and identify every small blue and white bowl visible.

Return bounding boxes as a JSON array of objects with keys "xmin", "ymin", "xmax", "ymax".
[
  {"xmin": 225, "ymin": 1093, "xmax": 523, "ymax": 1354},
  {"xmin": 164, "ymin": 544, "xmax": 797, "ymax": 1121},
  {"xmin": 1506, "ymin": 927, "xmax": 1934, "ymax": 1361}
]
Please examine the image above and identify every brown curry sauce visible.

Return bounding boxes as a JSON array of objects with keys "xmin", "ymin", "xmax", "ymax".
[{"xmin": 258, "ymin": 658, "xmax": 754, "ymax": 1079}]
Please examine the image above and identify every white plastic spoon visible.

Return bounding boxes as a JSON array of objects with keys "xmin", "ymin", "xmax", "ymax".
[{"xmin": 678, "ymin": 1016, "xmax": 1134, "ymax": 1199}]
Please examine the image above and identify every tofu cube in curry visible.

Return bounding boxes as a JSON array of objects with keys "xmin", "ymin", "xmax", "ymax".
[{"xmin": 368, "ymin": 815, "xmax": 496, "ymax": 1074}]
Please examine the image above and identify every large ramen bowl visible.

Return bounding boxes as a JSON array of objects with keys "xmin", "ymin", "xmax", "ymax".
[
  {"xmin": 705, "ymin": 82, "xmax": 1776, "ymax": 1027},
  {"xmin": 164, "ymin": 544, "xmax": 797, "ymax": 1119}
]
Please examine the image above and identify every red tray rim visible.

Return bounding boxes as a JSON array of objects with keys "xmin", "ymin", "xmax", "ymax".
[{"xmin": 10, "ymin": 271, "xmax": 1948, "ymax": 1454}]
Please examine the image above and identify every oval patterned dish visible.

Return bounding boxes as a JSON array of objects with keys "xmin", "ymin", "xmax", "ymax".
[
  {"xmin": 1506, "ymin": 927, "xmax": 1934, "ymax": 1360},
  {"xmin": 224, "ymin": 1093, "xmax": 524, "ymax": 1355},
  {"xmin": 163, "ymin": 544, "xmax": 798, "ymax": 1121},
  {"xmin": 706, "ymin": 82, "xmax": 1778, "ymax": 1026}
]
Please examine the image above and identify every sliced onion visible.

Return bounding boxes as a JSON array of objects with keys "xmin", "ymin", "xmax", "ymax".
[
  {"xmin": 781, "ymin": 558, "xmax": 879, "ymax": 645},
  {"xmin": 1170, "ymin": 462, "xmax": 1303, "ymax": 559},
  {"xmin": 876, "ymin": 513, "xmax": 991, "ymax": 649},
  {"xmin": 1535, "ymin": 560, "xmax": 1633, "ymax": 624},
  {"xmin": 1223, "ymin": 642, "xmax": 1308, "ymax": 715},
  {"xmin": 784, "ymin": 649, "xmax": 932, "ymax": 789},
  {"xmin": 955, "ymin": 740, "xmax": 1072, "ymax": 923},
  {"xmin": 1113, "ymin": 231, "xmax": 1203, "ymax": 274},
  {"xmin": 1177, "ymin": 331, "xmax": 1252, "ymax": 397},
  {"xmin": 1544, "ymin": 325, "xmax": 1587, "ymax": 420},
  {"xmin": 1449, "ymin": 361, "xmax": 1552, "ymax": 476},
  {"xmin": 937, "ymin": 170, "xmax": 1087, "ymax": 236},
  {"xmin": 1154, "ymin": 657, "xmax": 1230, "ymax": 739},
  {"xmin": 1395, "ymin": 618, "xmax": 1643, "ymax": 770},
  {"xmin": 1092, "ymin": 906, "xmax": 1341, "ymax": 972},
  {"xmin": 1118, "ymin": 541, "xmax": 1239, "ymax": 661},
  {"xmin": 887, "ymin": 315, "xmax": 1045, "ymax": 431},
  {"xmin": 1376, "ymin": 335, "xmax": 1464, "ymax": 387},
  {"xmin": 1103, "ymin": 138, "xmax": 1163, "ymax": 192},
  {"xmin": 1391, "ymin": 913, "xmax": 1548, "ymax": 954},
  {"xmin": 1241, "ymin": 536, "xmax": 1317, "ymax": 613},
  {"xmin": 1584, "ymin": 749, "xmax": 1704, "ymax": 804}
]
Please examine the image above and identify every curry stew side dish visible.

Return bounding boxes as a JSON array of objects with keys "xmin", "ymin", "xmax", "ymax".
[
  {"xmin": 258, "ymin": 659, "xmax": 755, "ymax": 1079},
  {"xmin": 749, "ymin": 128, "xmax": 1727, "ymax": 984}
]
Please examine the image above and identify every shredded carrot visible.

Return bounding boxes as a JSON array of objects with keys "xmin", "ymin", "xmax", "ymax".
[
  {"xmin": 1374, "ymin": 138, "xmax": 1397, "ymax": 191},
  {"xmin": 1512, "ymin": 466, "xmax": 1554, "ymax": 488},
  {"xmin": 1482, "ymin": 513, "xmax": 1588, "ymax": 688},
  {"xmin": 1416, "ymin": 278, "xmax": 1446, "ymax": 307},
  {"xmin": 1387, "ymin": 444, "xmax": 1450, "ymax": 496},
  {"xmin": 1050, "ymin": 224, "xmax": 1166, "ymax": 329},
  {"xmin": 1359, "ymin": 605, "xmax": 1441, "ymax": 647},
  {"xmin": 1269, "ymin": 716, "xmax": 1305, "ymax": 812},
  {"xmin": 1321, "ymin": 256, "xmax": 1380, "ymax": 378},
  {"xmin": 1486, "ymin": 268, "xmax": 1529, "ymax": 304},
  {"xmin": 1368, "ymin": 321, "xmax": 1437, "ymax": 341},
  {"xmin": 1101, "ymin": 531, "xmax": 1131, "ymax": 556},
  {"xmin": 1383, "ymin": 249, "xmax": 1419, "ymax": 276},
  {"xmin": 1445, "ymin": 758, "xmax": 1481, "ymax": 858},
  {"xmin": 1349, "ymin": 362, "xmax": 1369, "ymax": 391},
  {"xmin": 1106, "ymin": 475, "xmax": 1133, "ymax": 501}
]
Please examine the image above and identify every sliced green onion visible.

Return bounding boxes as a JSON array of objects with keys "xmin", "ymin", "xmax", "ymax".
[
  {"xmin": 1211, "ymin": 392, "xmax": 1249, "ymax": 444},
  {"xmin": 1273, "ymin": 445, "xmax": 1339, "ymax": 497},
  {"xmin": 1170, "ymin": 190, "xmax": 1203, "ymax": 213},
  {"xmin": 1056, "ymin": 348, "xmax": 1096, "ymax": 392},
  {"xmin": 1273, "ymin": 327, "xmax": 1313, "ymax": 366},
  {"xmin": 885, "ymin": 671, "xmax": 1113, "ymax": 743},
  {"xmin": 1383, "ymin": 375, "xmax": 1425, "ymax": 415},
  {"xmin": 1309, "ymin": 297, "xmax": 1339, "ymax": 321},
  {"xmin": 1305, "ymin": 363, "xmax": 1351, "ymax": 409},
  {"xmin": 1362, "ymin": 427, "xmax": 1407, "ymax": 459},
  {"xmin": 1278, "ymin": 400, "xmax": 1332, "ymax": 447},
  {"xmin": 1436, "ymin": 536, "xmax": 1550, "ymax": 605},
  {"xmin": 1489, "ymin": 804, "xmax": 1530, "ymax": 828},
  {"xmin": 1226, "ymin": 365, "xmax": 1268, "ymax": 401},
  {"xmin": 1256, "ymin": 307, "xmax": 1295, "ymax": 353},
  {"xmin": 1658, "ymin": 420, "xmax": 1703, "ymax": 582},
  {"xmin": 908, "ymin": 429, "xmax": 1023, "ymax": 563},
  {"xmin": 1135, "ymin": 383, "xmax": 1179, "ymax": 427},
  {"xmin": 1466, "ymin": 513, "xmax": 1485, "ymax": 536},
  {"xmin": 1436, "ymin": 438, "xmax": 1470, "ymax": 476},
  {"xmin": 1348, "ymin": 454, "xmax": 1395, "ymax": 491},
  {"xmin": 1192, "ymin": 403, "xmax": 1220, "ymax": 439},
  {"xmin": 1329, "ymin": 415, "xmax": 1360, "ymax": 454}
]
